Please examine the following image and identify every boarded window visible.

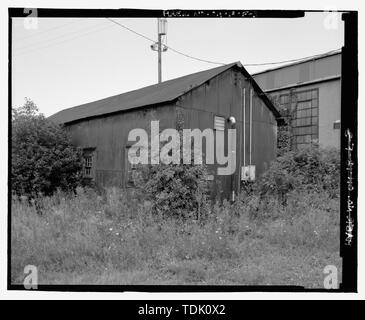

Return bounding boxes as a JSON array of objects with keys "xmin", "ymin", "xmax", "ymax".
[{"xmin": 214, "ymin": 116, "xmax": 225, "ymax": 131}]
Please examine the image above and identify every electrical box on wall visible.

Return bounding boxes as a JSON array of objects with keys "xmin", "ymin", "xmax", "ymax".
[{"xmin": 241, "ymin": 165, "xmax": 256, "ymax": 181}]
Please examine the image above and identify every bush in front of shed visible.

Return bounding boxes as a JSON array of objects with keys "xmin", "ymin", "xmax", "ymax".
[
  {"xmin": 253, "ymin": 144, "xmax": 340, "ymax": 201},
  {"xmin": 12, "ymin": 98, "xmax": 83, "ymax": 197}
]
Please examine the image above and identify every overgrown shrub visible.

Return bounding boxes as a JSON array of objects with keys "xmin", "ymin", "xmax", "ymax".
[
  {"xmin": 269, "ymin": 92, "xmax": 295, "ymax": 156},
  {"xmin": 133, "ymin": 112, "xmax": 211, "ymax": 220},
  {"xmin": 142, "ymin": 163, "xmax": 210, "ymax": 220},
  {"xmin": 12, "ymin": 99, "xmax": 83, "ymax": 197},
  {"xmin": 277, "ymin": 125, "xmax": 292, "ymax": 156},
  {"xmin": 253, "ymin": 144, "xmax": 340, "ymax": 201}
]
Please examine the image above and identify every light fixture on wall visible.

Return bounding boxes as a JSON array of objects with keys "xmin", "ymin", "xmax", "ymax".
[{"xmin": 228, "ymin": 116, "xmax": 236, "ymax": 125}]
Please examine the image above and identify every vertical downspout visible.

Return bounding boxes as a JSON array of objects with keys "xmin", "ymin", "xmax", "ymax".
[
  {"xmin": 243, "ymin": 87, "xmax": 246, "ymax": 169},
  {"xmin": 229, "ymin": 117, "xmax": 236, "ymax": 202},
  {"xmin": 237, "ymin": 80, "xmax": 243, "ymax": 193},
  {"xmin": 250, "ymin": 88, "xmax": 253, "ymax": 166}
]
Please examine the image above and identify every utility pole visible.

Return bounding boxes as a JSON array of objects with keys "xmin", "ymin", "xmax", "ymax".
[
  {"xmin": 151, "ymin": 18, "xmax": 167, "ymax": 83},
  {"xmin": 158, "ymin": 32, "xmax": 162, "ymax": 83}
]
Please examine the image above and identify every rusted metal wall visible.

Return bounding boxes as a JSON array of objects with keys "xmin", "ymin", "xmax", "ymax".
[
  {"xmin": 65, "ymin": 67, "xmax": 277, "ymax": 199},
  {"xmin": 65, "ymin": 104, "xmax": 177, "ymax": 188},
  {"xmin": 176, "ymin": 67, "xmax": 277, "ymax": 199}
]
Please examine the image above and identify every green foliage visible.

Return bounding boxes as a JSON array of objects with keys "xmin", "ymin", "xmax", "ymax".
[
  {"xmin": 277, "ymin": 125, "xmax": 292, "ymax": 156},
  {"xmin": 11, "ymin": 187, "xmax": 340, "ymax": 286},
  {"xmin": 134, "ymin": 111, "xmax": 210, "ymax": 220},
  {"xmin": 142, "ymin": 163, "xmax": 209, "ymax": 219},
  {"xmin": 12, "ymin": 98, "xmax": 83, "ymax": 197},
  {"xmin": 269, "ymin": 93, "xmax": 294, "ymax": 156},
  {"xmin": 253, "ymin": 145, "xmax": 340, "ymax": 200}
]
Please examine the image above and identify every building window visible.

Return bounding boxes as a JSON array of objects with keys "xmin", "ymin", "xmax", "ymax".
[
  {"xmin": 291, "ymin": 89, "xmax": 319, "ymax": 149},
  {"xmin": 84, "ymin": 156, "xmax": 92, "ymax": 177},
  {"xmin": 83, "ymin": 148, "xmax": 95, "ymax": 178},
  {"xmin": 125, "ymin": 146, "xmax": 140, "ymax": 187},
  {"xmin": 214, "ymin": 116, "xmax": 225, "ymax": 131},
  {"xmin": 126, "ymin": 162, "xmax": 137, "ymax": 185}
]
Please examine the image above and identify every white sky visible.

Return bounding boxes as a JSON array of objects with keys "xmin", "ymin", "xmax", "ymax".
[{"xmin": 12, "ymin": 12, "xmax": 344, "ymax": 116}]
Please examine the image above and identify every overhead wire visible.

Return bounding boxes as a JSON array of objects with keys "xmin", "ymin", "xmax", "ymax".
[
  {"xmin": 14, "ymin": 18, "xmax": 84, "ymax": 41},
  {"xmin": 107, "ymin": 18, "xmax": 340, "ymax": 68},
  {"xmin": 13, "ymin": 22, "xmax": 115, "ymax": 56},
  {"xmin": 243, "ymin": 49, "xmax": 340, "ymax": 67},
  {"xmin": 14, "ymin": 20, "xmax": 111, "ymax": 52},
  {"xmin": 14, "ymin": 17, "xmax": 340, "ymax": 68},
  {"xmin": 106, "ymin": 18, "xmax": 226, "ymax": 66}
]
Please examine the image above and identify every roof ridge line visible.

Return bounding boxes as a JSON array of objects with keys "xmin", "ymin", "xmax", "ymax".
[{"xmin": 49, "ymin": 62, "xmax": 238, "ymax": 120}]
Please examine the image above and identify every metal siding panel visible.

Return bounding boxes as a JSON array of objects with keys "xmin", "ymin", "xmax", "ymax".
[
  {"xmin": 67, "ymin": 104, "xmax": 177, "ymax": 188},
  {"xmin": 218, "ymin": 71, "xmax": 233, "ymax": 116},
  {"xmin": 204, "ymin": 78, "xmax": 219, "ymax": 114},
  {"xmin": 246, "ymin": 82, "xmax": 277, "ymax": 178},
  {"xmin": 299, "ymin": 62, "xmax": 310, "ymax": 83}
]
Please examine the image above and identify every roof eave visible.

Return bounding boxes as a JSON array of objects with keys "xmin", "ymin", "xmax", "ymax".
[
  {"xmin": 51, "ymin": 98, "xmax": 179, "ymax": 126},
  {"xmin": 233, "ymin": 64, "xmax": 282, "ymax": 122}
]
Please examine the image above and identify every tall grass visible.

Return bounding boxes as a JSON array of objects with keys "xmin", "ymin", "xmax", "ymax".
[{"xmin": 11, "ymin": 186, "xmax": 341, "ymax": 287}]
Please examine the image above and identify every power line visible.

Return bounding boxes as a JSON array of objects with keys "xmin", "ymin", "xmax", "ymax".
[
  {"xmin": 167, "ymin": 46, "xmax": 226, "ymax": 65},
  {"xmin": 106, "ymin": 18, "xmax": 225, "ymax": 66},
  {"xmin": 106, "ymin": 18, "xmax": 339, "ymax": 68},
  {"xmin": 13, "ymin": 18, "xmax": 134, "ymax": 57},
  {"xmin": 243, "ymin": 49, "xmax": 340, "ymax": 67},
  {"xmin": 106, "ymin": 18, "xmax": 156, "ymax": 44},
  {"xmin": 14, "ymin": 18, "xmax": 134, "ymax": 42},
  {"xmin": 14, "ymin": 16, "xmax": 340, "ymax": 68},
  {"xmin": 14, "ymin": 23, "xmax": 114, "ymax": 57},
  {"xmin": 14, "ymin": 18, "xmax": 83, "ymax": 41},
  {"xmin": 14, "ymin": 21, "xmax": 110, "ymax": 53}
]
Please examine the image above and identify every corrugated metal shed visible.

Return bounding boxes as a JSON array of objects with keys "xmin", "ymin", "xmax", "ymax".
[
  {"xmin": 55, "ymin": 61, "xmax": 280, "ymax": 198},
  {"xmin": 49, "ymin": 62, "xmax": 281, "ymax": 124}
]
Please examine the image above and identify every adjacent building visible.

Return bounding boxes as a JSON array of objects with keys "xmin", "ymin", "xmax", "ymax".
[{"xmin": 253, "ymin": 49, "xmax": 341, "ymax": 149}]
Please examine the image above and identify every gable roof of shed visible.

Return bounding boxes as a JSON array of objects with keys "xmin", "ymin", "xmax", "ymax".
[{"xmin": 49, "ymin": 62, "xmax": 281, "ymax": 124}]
